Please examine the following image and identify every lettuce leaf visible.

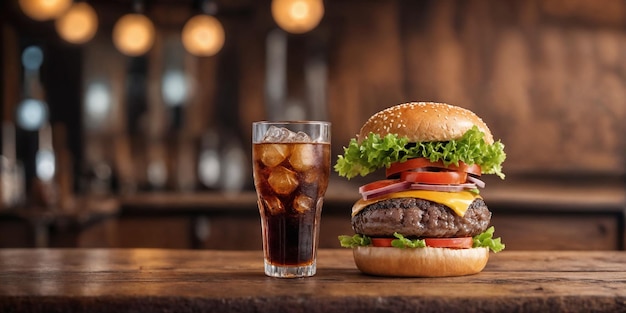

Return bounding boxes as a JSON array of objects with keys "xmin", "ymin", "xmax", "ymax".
[
  {"xmin": 472, "ymin": 226, "xmax": 505, "ymax": 253},
  {"xmin": 338, "ymin": 226, "xmax": 505, "ymax": 253},
  {"xmin": 334, "ymin": 126, "xmax": 506, "ymax": 179},
  {"xmin": 338, "ymin": 234, "xmax": 371, "ymax": 248},
  {"xmin": 390, "ymin": 232, "xmax": 426, "ymax": 248}
]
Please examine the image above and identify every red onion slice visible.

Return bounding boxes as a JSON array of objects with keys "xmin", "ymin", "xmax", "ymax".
[
  {"xmin": 359, "ymin": 180, "xmax": 412, "ymax": 200},
  {"xmin": 467, "ymin": 175, "xmax": 486, "ymax": 188},
  {"xmin": 410, "ymin": 183, "xmax": 477, "ymax": 192}
]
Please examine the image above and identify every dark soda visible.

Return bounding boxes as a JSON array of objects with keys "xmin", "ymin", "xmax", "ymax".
[{"xmin": 253, "ymin": 142, "xmax": 330, "ymax": 266}]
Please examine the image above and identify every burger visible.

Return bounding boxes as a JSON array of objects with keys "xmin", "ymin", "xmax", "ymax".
[{"xmin": 336, "ymin": 102, "xmax": 506, "ymax": 277}]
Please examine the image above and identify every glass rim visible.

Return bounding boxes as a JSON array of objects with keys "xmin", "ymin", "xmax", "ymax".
[
  {"xmin": 252, "ymin": 120, "xmax": 330, "ymax": 143},
  {"xmin": 253, "ymin": 120, "xmax": 331, "ymax": 126}
]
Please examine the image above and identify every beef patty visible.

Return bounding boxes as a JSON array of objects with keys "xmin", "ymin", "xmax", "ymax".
[{"xmin": 352, "ymin": 198, "xmax": 491, "ymax": 238}]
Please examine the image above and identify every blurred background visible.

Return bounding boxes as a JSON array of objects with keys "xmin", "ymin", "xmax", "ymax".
[{"xmin": 0, "ymin": 0, "xmax": 624, "ymax": 251}]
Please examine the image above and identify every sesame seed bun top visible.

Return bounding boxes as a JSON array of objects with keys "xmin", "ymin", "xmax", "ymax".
[{"xmin": 358, "ymin": 102, "xmax": 494, "ymax": 144}]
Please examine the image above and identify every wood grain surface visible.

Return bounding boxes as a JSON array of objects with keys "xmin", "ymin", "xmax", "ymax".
[{"xmin": 0, "ymin": 249, "xmax": 625, "ymax": 312}]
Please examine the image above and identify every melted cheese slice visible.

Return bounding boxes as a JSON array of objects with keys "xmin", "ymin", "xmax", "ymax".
[{"xmin": 352, "ymin": 190, "xmax": 480, "ymax": 217}]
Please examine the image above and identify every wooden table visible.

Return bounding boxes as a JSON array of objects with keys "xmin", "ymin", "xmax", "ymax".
[{"xmin": 0, "ymin": 249, "xmax": 625, "ymax": 313}]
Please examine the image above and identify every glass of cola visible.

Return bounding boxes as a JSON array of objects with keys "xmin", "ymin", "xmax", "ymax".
[{"xmin": 252, "ymin": 121, "xmax": 331, "ymax": 278}]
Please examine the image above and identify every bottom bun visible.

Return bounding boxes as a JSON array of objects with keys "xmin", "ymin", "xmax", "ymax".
[{"xmin": 353, "ymin": 246, "xmax": 489, "ymax": 277}]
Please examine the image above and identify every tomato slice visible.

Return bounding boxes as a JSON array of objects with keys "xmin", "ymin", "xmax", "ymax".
[
  {"xmin": 424, "ymin": 237, "xmax": 473, "ymax": 249},
  {"xmin": 386, "ymin": 158, "xmax": 433, "ymax": 177},
  {"xmin": 370, "ymin": 237, "xmax": 474, "ymax": 249},
  {"xmin": 371, "ymin": 238, "xmax": 394, "ymax": 247},
  {"xmin": 400, "ymin": 171, "xmax": 467, "ymax": 185},
  {"xmin": 386, "ymin": 158, "xmax": 481, "ymax": 178}
]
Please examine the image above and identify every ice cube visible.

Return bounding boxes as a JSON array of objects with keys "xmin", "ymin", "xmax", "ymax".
[
  {"xmin": 260, "ymin": 144, "xmax": 290, "ymax": 168},
  {"xmin": 293, "ymin": 194, "xmax": 314, "ymax": 213},
  {"xmin": 302, "ymin": 168, "xmax": 320, "ymax": 184},
  {"xmin": 260, "ymin": 196, "xmax": 285, "ymax": 215},
  {"xmin": 293, "ymin": 131, "xmax": 312, "ymax": 142},
  {"xmin": 263, "ymin": 126, "xmax": 293, "ymax": 142},
  {"xmin": 289, "ymin": 144, "xmax": 317, "ymax": 172},
  {"xmin": 268, "ymin": 166, "xmax": 299, "ymax": 195},
  {"xmin": 262, "ymin": 126, "xmax": 312, "ymax": 143}
]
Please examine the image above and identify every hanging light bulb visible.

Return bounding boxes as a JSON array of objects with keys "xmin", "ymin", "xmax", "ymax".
[
  {"xmin": 19, "ymin": 0, "xmax": 72, "ymax": 21},
  {"xmin": 271, "ymin": 0, "xmax": 324, "ymax": 34},
  {"xmin": 182, "ymin": 14, "xmax": 225, "ymax": 57},
  {"xmin": 112, "ymin": 13, "xmax": 155, "ymax": 56},
  {"xmin": 55, "ymin": 2, "xmax": 98, "ymax": 44}
]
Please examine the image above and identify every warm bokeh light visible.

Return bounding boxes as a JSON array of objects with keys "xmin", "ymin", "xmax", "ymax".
[
  {"xmin": 181, "ymin": 15, "xmax": 225, "ymax": 57},
  {"xmin": 19, "ymin": 0, "xmax": 72, "ymax": 21},
  {"xmin": 112, "ymin": 14, "xmax": 156, "ymax": 56},
  {"xmin": 271, "ymin": 0, "xmax": 324, "ymax": 34},
  {"xmin": 55, "ymin": 2, "xmax": 98, "ymax": 44}
]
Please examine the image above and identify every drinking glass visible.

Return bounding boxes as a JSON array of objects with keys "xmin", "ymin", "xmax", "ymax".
[{"xmin": 252, "ymin": 121, "xmax": 331, "ymax": 278}]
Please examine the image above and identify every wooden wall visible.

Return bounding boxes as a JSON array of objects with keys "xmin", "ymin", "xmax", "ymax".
[{"xmin": 322, "ymin": 0, "xmax": 626, "ymax": 177}]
